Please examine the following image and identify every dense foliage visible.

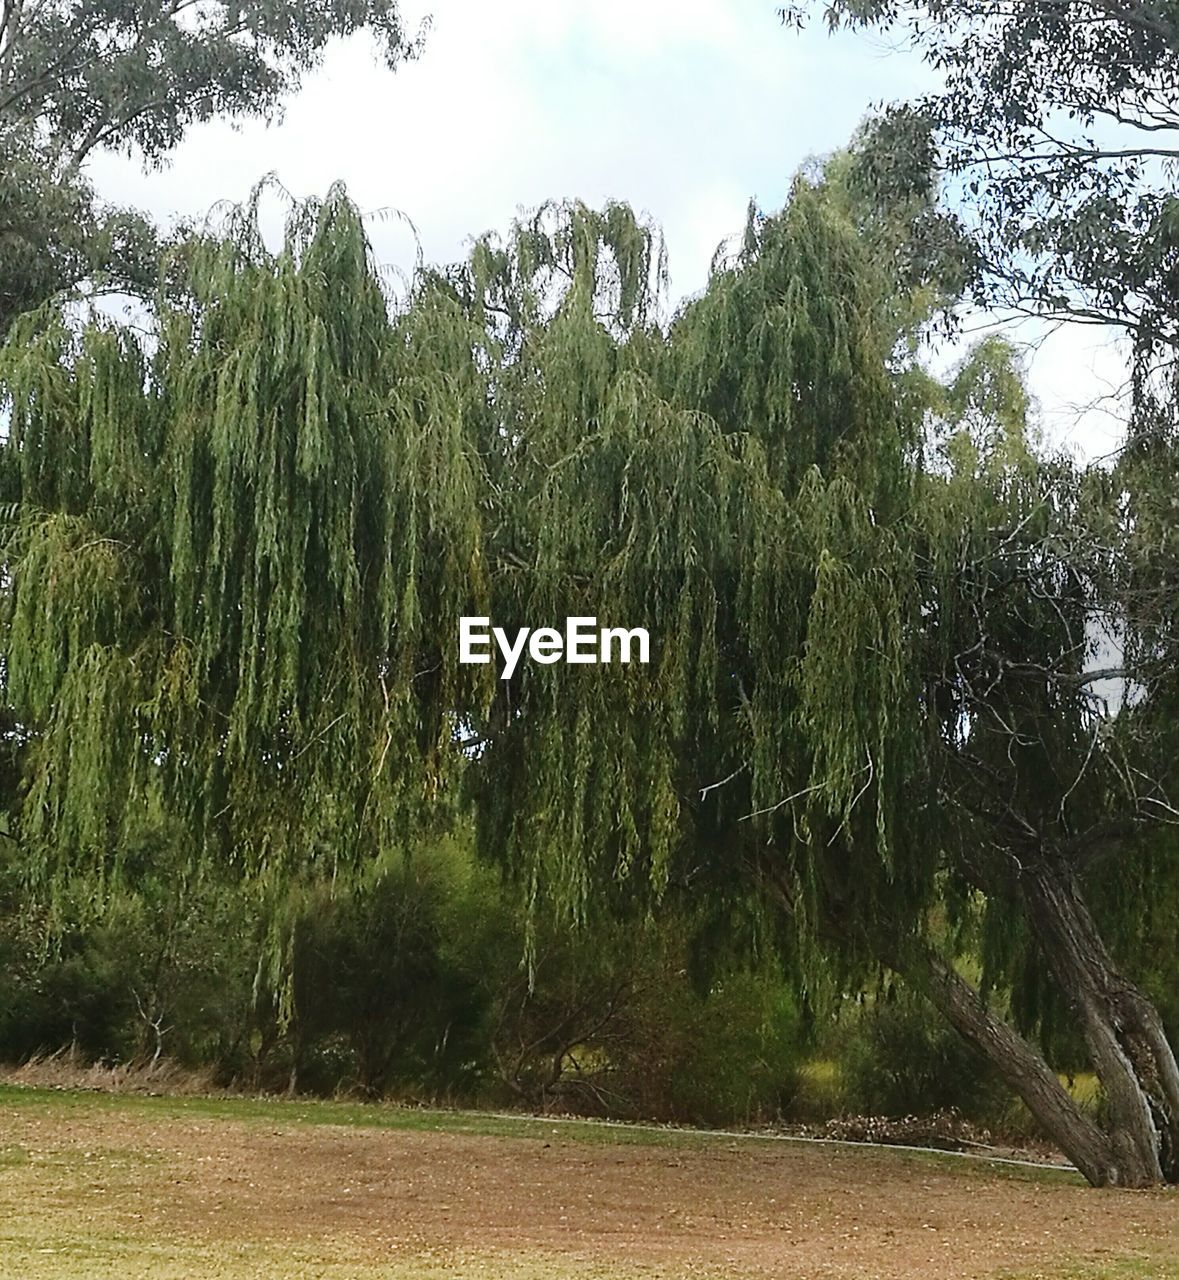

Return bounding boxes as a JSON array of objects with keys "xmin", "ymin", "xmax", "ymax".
[
  {"xmin": 0, "ymin": 830, "xmax": 808, "ymax": 1127},
  {"xmin": 1, "ymin": 160, "xmax": 1176, "ymax": 1185},
  {"xmin": 0, "ymin": 0, "xmax": 421, "ymax": 333}
]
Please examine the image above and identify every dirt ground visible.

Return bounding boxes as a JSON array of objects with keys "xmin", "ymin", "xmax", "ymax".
[{"xmin": 1, "ymin": 1099, "xmax": 1176, "ymax": 1279}]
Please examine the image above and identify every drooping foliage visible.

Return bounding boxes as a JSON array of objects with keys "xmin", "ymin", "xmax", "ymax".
[
  {"xmin": 0, "ymin": 168, "xmax": 954, "ymax": 965},
  {"xmin": 0, "ymin": 168, "xmax": 1094, "ymax": 944},
  {"xmin": 2, "ymin": 165, "xmax": 1176, "ymax": 1183},
  {"xmin": 423, "ymin": 182, "xmax": 938, "ymax": 982},
  {"xmin": 1, "ymin": 186, "xmax": 490, "ymax": 911}
]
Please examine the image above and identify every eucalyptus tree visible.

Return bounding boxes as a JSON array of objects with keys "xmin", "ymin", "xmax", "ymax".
[
  {"xmin": 0, "ymin": 0, "xmax": 423, "ymax": 332},
  {"xmin": 779, "ymin": 1, "xmax": 1179, "ymax": 355},
  {"xmin": 2, "ymin": 169, "xmax": 1176, "ymax": 1186},
  {"xmin": 0, "ymin": 128, "xmax": 90, "ymax": 336},
  {"xmin": 0, "ymin": 0, "xmax": 420, "ymax": 166},
  {"xmin": 774, "ymin": 2, "xmax": 1179, "ymax": 609}
]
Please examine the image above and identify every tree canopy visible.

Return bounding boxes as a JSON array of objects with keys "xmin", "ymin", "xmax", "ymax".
[
  {"xmin": 0, "ymin": 0, "xmax": 420, "ymax": 166},
  {"xmin": 783, "ymin": 1, "xmax": 1179, "ymax": 353},
  {"xmin": 3, "ymin": 156, "xmax": 1176, "ymax": 1185},
  {"xmin": 0, "ymin": 0, "xmax": 422, "ymax": 333}
]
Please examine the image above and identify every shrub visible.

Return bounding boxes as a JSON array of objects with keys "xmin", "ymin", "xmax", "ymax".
[
  {"xmin": 625, "ymin": 968, "xmax": 803, "ymax": 1126},
  {"xmin": 834, "ymin": 989, "xmax": 1009, "ymax": 1122},
  {"xmin": 290, "ymin": 835, "xmax": 494, "ymax": 1099},
  {"xmin": 480, "ymin": 906, "xmax": 805, "ymax": 1126},
  {"xmin": 0, "ymin": 840, "xmax": 262, "ymax": 1074}
]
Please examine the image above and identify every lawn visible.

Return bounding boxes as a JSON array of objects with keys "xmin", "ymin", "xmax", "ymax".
[{"xmin": 0, "ymin": 1086, "xmax": 1174, "ymax": 1279}]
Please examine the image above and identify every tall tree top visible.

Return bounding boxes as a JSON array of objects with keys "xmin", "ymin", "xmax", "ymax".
[{"xmin": 0, "ymin": 0, "xmax": 422, "ymax": 167}]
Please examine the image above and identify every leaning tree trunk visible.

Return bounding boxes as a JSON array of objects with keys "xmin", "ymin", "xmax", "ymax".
[
  {"xmin": 897, "ymin": 854, "xmax": 1179, "ymax": 1188},
  {"xmin": 1021, "ymin": 856, "xmax": 1179, "ymax": 1188},
  {"xmin": 898, "ymin": 942, "xmax": 1121, "ymax": 1188}
]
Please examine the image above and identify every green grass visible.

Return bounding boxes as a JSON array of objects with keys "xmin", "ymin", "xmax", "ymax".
[
  {"xmin": 1062, "ymin": 1072, "xmax": 1102, "ymax": 1107},
  {"xmin": 0, "ymin": 1228, "xmax": 1170, "ymax": 1280},
  {"xmin": 0, "ymin": 1082, "xmax": 1086, "ymax": 1181},
  {"xmin": 1005, "ymin": 1263, "xmax": 1179, "ymax": 1280},
  {"xmin": 0, "ymin": 1232, "xmax": 704, "ymax": 1280},
  {"xmin": 0, "ymin": 1079, "xmax": 1102, "ymax": 1195},
  {"xmin": 5, "ymin": 1083, "xmax": 1097, "ymax": 1191},
  {"xmin": 0, "ymin": 1236, "xmax": 704, "ymax": 1280},
  {"xmin": 0, "ymin": 1082, "xmax": 710, "ymax": 1146}
]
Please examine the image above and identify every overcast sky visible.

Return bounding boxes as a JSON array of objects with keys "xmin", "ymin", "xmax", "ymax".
[{"xmin": 88, "ymin": 0, "xmax": 1128, "ymax": 457}]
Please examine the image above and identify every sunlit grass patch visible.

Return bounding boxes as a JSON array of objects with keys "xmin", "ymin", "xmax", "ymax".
[{"xmin": 0, "ymin": 1222, "xmax": 723, "ymax": 1280}]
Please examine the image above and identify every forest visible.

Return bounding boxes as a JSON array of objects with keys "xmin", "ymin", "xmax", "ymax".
[{"xmin": 1, "ymin": 0, "xmax": 1177, "ymax": 1202}]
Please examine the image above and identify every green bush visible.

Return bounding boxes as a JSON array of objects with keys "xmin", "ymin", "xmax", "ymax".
[
  {"xmin": 290, "ymin": 836, "xmax": 494, "ymax": 1099},
  {"xmin": 0, "ymin": 841, "xmax": 262, "ymax": 1074},
  {"xmin": 626, "ymin": 968, "xmax": 803, "ymax": 1126},
  {"xmin": 478, "ymin": 904, "xmax": 805, "ymax": 1126},
  {"xmin": 0, "ymin": 919, "xmax": 135, "ymax": 1061},
  {"xmin": 834, "ymin": 990, "xmax": 1009, "ymax": 1121}
]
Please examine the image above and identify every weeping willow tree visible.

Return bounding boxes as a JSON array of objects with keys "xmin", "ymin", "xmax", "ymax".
[
  {"xmin": 900, "ymin": 352, "xmax": 1179, "ymax": 1189},
  {"xmin": 418, "ymin": 170, "xmax": 1179, "ymax": 1186},
  {"xmin": 2, "ymin": 163, "xmax": 1176, "ymax": 1186},
  {"xmin": 0, "ymin": 185, "xmax": 492, "ymax": 969}
]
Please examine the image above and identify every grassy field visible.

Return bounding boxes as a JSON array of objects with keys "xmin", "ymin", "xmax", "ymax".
[{"xmin": 0, "ymin": 1085, "xmax": 1175, "ymax": 1279}]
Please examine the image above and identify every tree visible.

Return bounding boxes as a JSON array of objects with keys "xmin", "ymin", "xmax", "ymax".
[
  {"xmin": 772, "ymin": 0, "xmax": 1179, "ymax": 1184},
  {"xmin": 291, "ymin": 837, "xmax": 488, "ymax": 1098},
  {"xmin": 434, "ymin": 175, "xmax": 1179, "ymax": 1185},
  {"xmin": 0, "ymin": 0, "xmax": 423, "ymax": 332},
  {"xmin": 0, "ymin": 187, "xmax": 489, "ymax": 972},
  {"xmin": 0, "ymin": 0, "xmax": 420, "ymax": 166},
  {"xmin": 780, "ymin": 2, "xmax": 1179, "ymax": 354},
  {"xmin": 778, "ymin": 1, "xmax": 1179, "ymax": 576},
  {"xmin": 2, "ymin": 170, "xmax": 1175, "ymax": 1187},
  {"xmin": 0, "ymin": 128, "xmax": 91, "ymax": 335}
]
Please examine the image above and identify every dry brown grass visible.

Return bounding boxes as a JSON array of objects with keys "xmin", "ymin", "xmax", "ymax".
[
  {"xmin": 1, "ymin": 1086, "xmax": 1176, "ymax": 1279},
  {"xmin": 0, "ymin": 1048, "xmax": 222, "ymax": 1097}
]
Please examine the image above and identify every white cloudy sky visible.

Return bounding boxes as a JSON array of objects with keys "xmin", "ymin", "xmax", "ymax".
[{"xmin": 88, "ymin": 0, "xmax": 1128, "ymax": 457}]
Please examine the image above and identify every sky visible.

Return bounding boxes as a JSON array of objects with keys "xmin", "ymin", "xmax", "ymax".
[{"xmin": 87, "ymin": 0, "xmax": 1129, "ymax": 458}]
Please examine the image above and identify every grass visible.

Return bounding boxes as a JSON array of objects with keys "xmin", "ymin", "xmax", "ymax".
[
  {"xmin": 0, "ymin": 1232, "xmax": 694, "ymax": 1280},
  {"xmin": 0, "ymin": 1236, "xmax": 1171, "ymax": 1280},
  {"xmin": 0, "ymin": 1081, "xmax": 712, "ymax": 1145},
  {"xmin": 0, "ymin": 1081, "xmax": 1090, "ymax": 1183},
  {"xmin": 1005, "ymin": 1265, "xmax": 1179, "ymax": 1280},
  {"xmin": 1, "ymin": 1084, "xmax": 1173, "ymax": 1280},
  {"xmin": 0, "ymin": 1087, "xmax": 701, "ymax": 1280},
  {"xmin": 0, "ymin": 1237, "xmax": 699, "ymax": 1280}
]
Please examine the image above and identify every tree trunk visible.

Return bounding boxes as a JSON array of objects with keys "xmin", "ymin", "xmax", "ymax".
[
  {"xmin": 896, "ymin": 851, "xmax": 1179, "ymax": 1188},
  {"xmin": 1021, "ymin": 856, "xmax": 1179, "ymax": 1188},
  {"xmin": 898, "ymin": 942, "xmax": 1121, "ymax": 1188}
]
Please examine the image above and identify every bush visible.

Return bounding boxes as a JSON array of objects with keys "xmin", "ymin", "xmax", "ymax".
[
  {"xmin": 0, "ymin": 840, "xmax": 263, "ymax": 1075},
  {"xmin": 0, "ymin": 918, "xmax": 135, "ymax": 1062},
  {"xmin": 480, "ymin": 906, "xmax": 805, "ymax": 1126},
  {"xmin": 2, "ymin": 831, "xmax": 807, "ymax": 1127},
  {"xmin": 624, "ymin": 968, "xmax": 803, "ymax": 1126},
  {"xmin": 290, "ymin": 835, "xmax": 494, "ymax": 1099},
  {"xmin": 834, "ymin": 990, "xmax": 1009, "ymax": 1122}
]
